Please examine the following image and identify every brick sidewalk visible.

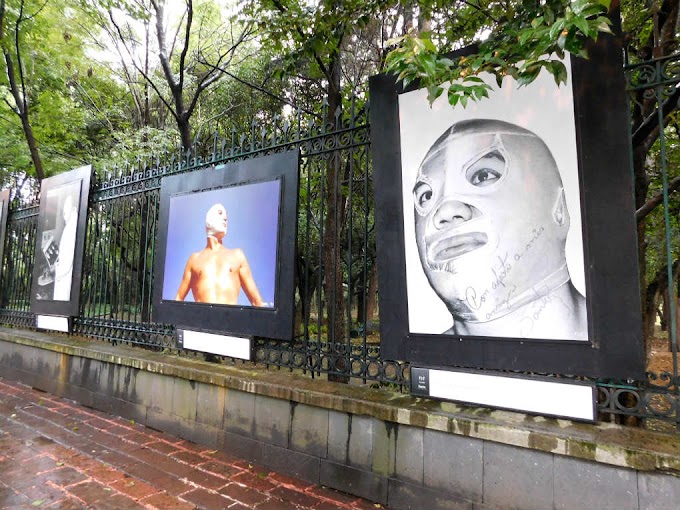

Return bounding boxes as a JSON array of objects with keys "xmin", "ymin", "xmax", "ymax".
[{"xmin": 0, "ymin": 378, "xmax": 383, "ymax": 510}]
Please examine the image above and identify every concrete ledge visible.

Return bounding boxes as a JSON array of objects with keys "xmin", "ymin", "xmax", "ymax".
[{"xmin": 1, "ymin": 327, "xmax": 679, "ymax": 475}]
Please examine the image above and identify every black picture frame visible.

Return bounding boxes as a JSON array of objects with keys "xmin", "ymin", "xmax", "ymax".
[
  {"xmin": 369, "ymin": 33, "xmax": 644, "ymax": 379},
  {"xmin": 152, "ymin": 150, "xmax": 299, "ymax": 340},
  {"xmin": 30, "ymin": 165, "xmax": 92, "ymax": 317},
  {"xmin": 0, "ymin": 189, "xmax": 9, "ymax": 287}
]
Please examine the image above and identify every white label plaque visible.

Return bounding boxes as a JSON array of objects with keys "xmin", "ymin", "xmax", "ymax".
[
  {"xmin": 411, "ymin": 367, "xmax": 595, "ymax": 421},
  {"xmin": 177, "ymin": 329, "xmax": 252, "ymax": 360},
  {"xmin": 36, "ymin": 315, "xmax": 70, "ymax": 333}
]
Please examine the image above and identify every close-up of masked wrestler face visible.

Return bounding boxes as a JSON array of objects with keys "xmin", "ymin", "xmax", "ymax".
[
  {"xmin": 413, "ymin": 119, "xmax": 571, "ymax": 323},
  {"xmin": 205, "ymin": 203, "xmax": 228, "ymax": 239}
]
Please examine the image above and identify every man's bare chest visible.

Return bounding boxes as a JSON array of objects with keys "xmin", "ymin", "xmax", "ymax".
[{"xmin": 194, "ymin": 253, "xmax": 239, "ymax": 282}]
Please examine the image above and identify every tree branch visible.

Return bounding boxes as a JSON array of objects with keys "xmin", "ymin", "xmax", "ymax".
[
  {"xmin": 185, "ymin": 24, "xmax": 254, "ymax": 118},
  {"xmin": 636, "ymin": 174, "xmax": 680, "ymax": 222},
  {"xmin": 14, "ymin": 0, "xmax": 28, "ymax": 114},
  {"xmin": 271, "ymin": 0, "xmax": 332, "ymax": 82},
  {"xmin": 108, "ymin": 7, "xmax": 178, "ymax": 120},
  {"xmin": 177, "ymin": 0, "xmax": 193, "ymax": 95},
  {"xmin": 631, "ymin": 85, "xmax": 680, "ymax": 149},
  {"xmin": 21, "ymin": 0, "xmax": 48, "ymax": 22},
  {"xmin": 149, "ymin": 0, "xmax": 178, "ymax": 94},
  {"xmin": 196, "ymin": 60, "xmax": 319, "ymax": 118},
  {"xmin": 460, "ymin": 0, "xmax": 501, "ymax": 24}
]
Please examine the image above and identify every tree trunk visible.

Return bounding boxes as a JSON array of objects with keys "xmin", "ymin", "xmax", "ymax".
[
  {"xmin": 675, "ymin": 300, "xmax": 680, "ymax": 355},
  {"xmin": 0, "ymin": 0, "xmax": 44, "ymax": 181},
  {"xmin": 177, "ymin": 114, "xmax": 193, "ymax": 153},
  {"xmin": 152, "ymin": 0, "xmax": 193, "ymax": 152},
  {"xmin": 18, "ymin": 110, "xmax": 44, "ymax": 181},
  {"xmin": 633, "ymin": 116, "xmax": 652, "ymax": 352},
  {"xmin": 143, "ymin": 18, "xmax": 151, "ymax": 128},
  {"xmin": 323, "ymin": 48, "xmax": 348, "ymax": 383},
  {"xmin": 356, "ymin": 284, "xmax": 365, "ymax": 325},
  {"xmin": 356, "ymin": 262, "xmax": 378, "ymax": 325},
  {"xmin": 295, "ymin": 255, "xmax": 317, "ymax": 337},
  {"xmin": 365, "ymin": 263, "xmax": 378, "ymax": 322}
]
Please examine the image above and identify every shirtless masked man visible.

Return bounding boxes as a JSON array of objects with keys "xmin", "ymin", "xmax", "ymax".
[{"xmin": 174, "ymin": 203, "xmax": 265, "ymax": 306}]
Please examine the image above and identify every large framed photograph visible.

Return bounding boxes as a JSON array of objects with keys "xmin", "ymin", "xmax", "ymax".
[
  {"xmin": 369, "ymin": 34, "xmax": 644, "ymax": 379},
  {"xmin": 152, "ymin": 150, "xmax": 299, "ymax": 340},
  {"xmin": 30, "ymin": 165, "xmax": 92, "ymax": 317},
  {"xmin": 0, "ymin": 189, "xmax": 9, "ymax": 286}
]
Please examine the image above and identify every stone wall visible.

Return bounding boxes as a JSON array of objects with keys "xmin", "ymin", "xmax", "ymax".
[{"xmin": 0, "ymin": 327, "xmax": 679, "ymax": 510}]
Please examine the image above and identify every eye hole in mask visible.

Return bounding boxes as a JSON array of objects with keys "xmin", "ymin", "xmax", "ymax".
[
  {"xmin": 465, "ymin": 149, "xmax": 506, "ymax": 188},
  {"xmin": 413, "ymin": 180, "xmax": 435, "ymax": 215}
]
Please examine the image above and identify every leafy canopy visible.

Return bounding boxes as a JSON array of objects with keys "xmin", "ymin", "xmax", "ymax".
[{"xmin": 384, "ymin": 0, "xmax": 613, "ymax": 106}]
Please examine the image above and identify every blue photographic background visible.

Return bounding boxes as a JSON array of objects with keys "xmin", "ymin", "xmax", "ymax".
[{"xmin": 162, "ymin": 178, "xmax": 281, "ymax": 307}]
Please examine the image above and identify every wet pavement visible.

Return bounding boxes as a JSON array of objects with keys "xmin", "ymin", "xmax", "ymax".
[{"xmin": 0, "ymin": 377, "xmax": 383, "ymax": 510}]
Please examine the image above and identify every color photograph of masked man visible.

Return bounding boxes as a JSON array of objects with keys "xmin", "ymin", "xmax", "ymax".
[
  {"xmin": 161, "ymin": 179, "xmax": 280, "ymax": 309},
  {"xmin": 399, "ymin": 58, "xmax": 588, "ymax": 341}
]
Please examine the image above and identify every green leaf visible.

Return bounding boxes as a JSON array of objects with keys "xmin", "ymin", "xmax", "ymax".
[
  {"xmin": 427, "ymin": 85, "xmax": 444, "ymax": 103},
  {"xmin": 448, "ymin": 91, "xmax": 460, "ymax": 107},
  {"xmin": 557, "ymin": 31, "xmax": 568, "ymax": 50},
  {"xmin": 402, "ymin": 75, "xmax": 415, "ymax": 89},
  {"xmin": 546, "ymin": 61, "xmax": 568, "ymax": 85},
  {"xmin": 598, "ymin": 20, "xmax": 613, "ymax": 34},
  {"xmin": 573, "ymin": 16, "xmax": 590, "ymax": 35},
  {"xmin": 517, "ymin": 65, "xmax": 542, "ymax": 87},
  {"xmin": 519, "ymin": 29, "xmax": 537, "ymax": 45},
  {"xmin": 531, "ymin": 16, "xmax": 544, "ymax": 28},
  {"xmin": 420, "ymin": 54, "xmax": 437, "ymax": 76},
  {"xmin": 545, "ymin": 6, "xmax": 555, "ymax": 25},
  {"xmin": 549, "ymin": 20, "xmax": 565, "ymax": 41},
  {"xmin": 464, "ymin": 76, "xmax": 485, "ymax": 84},
  {"xmin": 422, "ymin": 37, "xmax": 437, "ymax": 53}
]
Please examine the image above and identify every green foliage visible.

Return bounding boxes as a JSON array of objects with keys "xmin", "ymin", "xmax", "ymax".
[
  {"xmin": 100, "ymin": 126, "xmax": 180, "ymax": 172},
  {"xmin": 384, "ymin": 0, "xmax": 613, "ymax": 107},
  {"xmin": 620, "ymin": 0, "xmax": 654, "ymax": 54},
  {"xmin": 640, "ymin": 125, "xmax": 680, "ymax": 289},
  {"xmin": 237, "ymin": 0, "xmax": 389, "ymax": 101},
  {"xmin": 0, "ymin": 0, "xmax": 101, "ymax": 177}
]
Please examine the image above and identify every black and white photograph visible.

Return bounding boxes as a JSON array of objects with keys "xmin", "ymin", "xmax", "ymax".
[
  {"xmin": 370, "ymin": 33, "xmax": 644, "ymax": 378},
  {"xmin": 31, "ymin": 164, "xmax": 92, "ymax": 318},
  {"xmin": 34, "ymin": 180, "xmax": 81, "ymax": 302},
  {"xmin": 399, "ymin": 59, "xmax": 587, "ymax": 341}
]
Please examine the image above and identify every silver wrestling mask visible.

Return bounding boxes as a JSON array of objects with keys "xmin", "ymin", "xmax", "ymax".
[
  {"xmin": 413, "ymin": 119, "xmax": 571, "ymax": 323},
  {"xmin": 205, "ymin": 203, "xmax": 228, "ymax": 238}
]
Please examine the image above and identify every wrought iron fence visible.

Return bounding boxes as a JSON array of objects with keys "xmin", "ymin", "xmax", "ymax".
[
  {"xmin": 599, "ymin": 50, "xmax": 680, "ymax": 430},
  {"xmin": 0, "ymin": 97, "xmax": 406, "ymax": 387},
  {"xmin": 1, "ymin": 57, "xmax": 679, "ymax": 428}
]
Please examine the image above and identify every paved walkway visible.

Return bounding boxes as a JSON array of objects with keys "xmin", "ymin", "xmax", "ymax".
[{"xmin": 0, "ymin": 378, "xmax": 382, "ymax": 510}]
